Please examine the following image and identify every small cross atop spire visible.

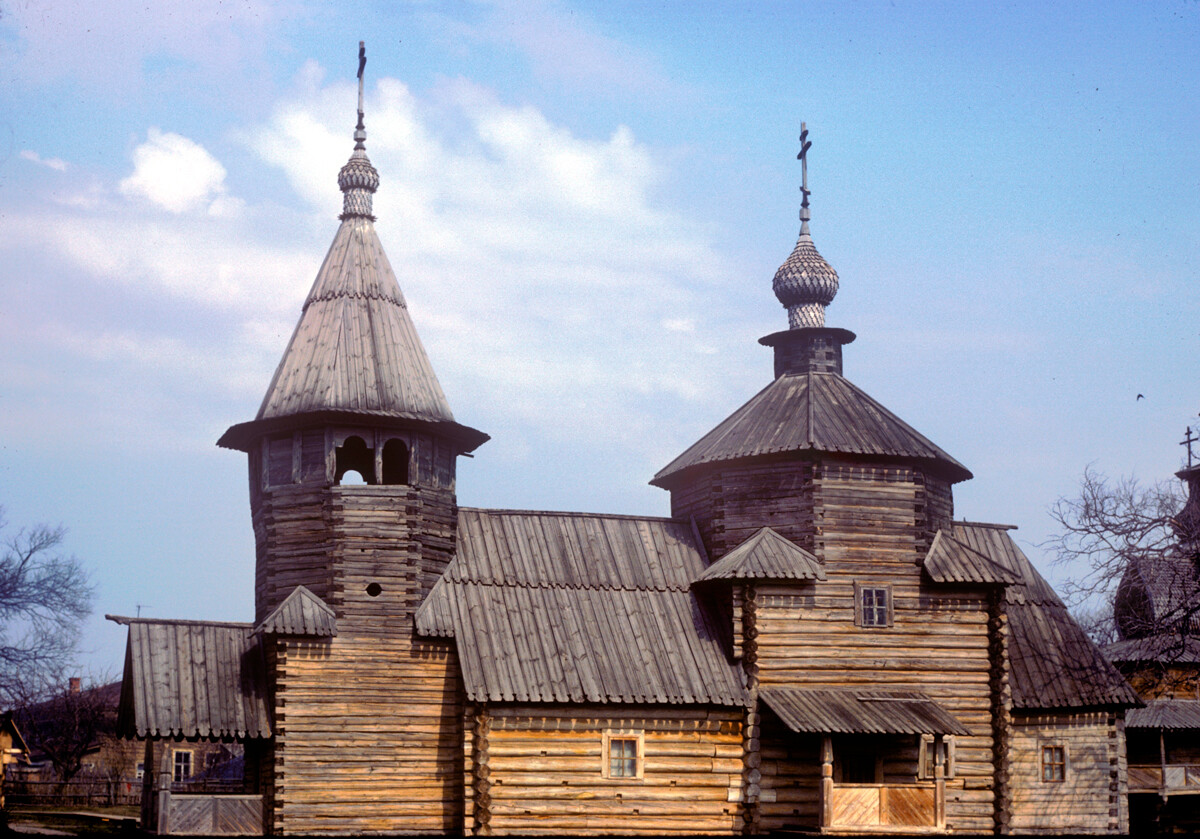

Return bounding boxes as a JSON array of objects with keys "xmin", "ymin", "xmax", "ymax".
[
  {"xmin": 355, "ymin": 41, "xmax": 367, "ymax": 149},
  {"xmin": 1183, "ymin": 425, "xmax": 1199, "ymax": 469},
  {"xmin": 797, "ymin": 123, "xmax": 812, "ymax": 233}
]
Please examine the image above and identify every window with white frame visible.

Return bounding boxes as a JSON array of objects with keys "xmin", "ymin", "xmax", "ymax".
[
  {"xmin": 172, "ymin": 750, "xmax": 193, "ymax": 783},
  {"xmin": 135, "ymin": 762, "xmax": 145, "ymax": 780},
  {"xmin": 602, "ymin": 730, "xmax": 644, "ymax": 780}
]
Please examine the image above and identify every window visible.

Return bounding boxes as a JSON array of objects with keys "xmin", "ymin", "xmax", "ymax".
[
  {"xmin": 602, "ymin": 730, "xmax": 643, "ymax": 780},
  {"xmin": 854, "ymin": 582, "xmax": 893, "ymax": 627},
  {"xmin": 135, "ymin": 762, "xmax": 145, "ymax": 780},
  {"xmin": 918, "ymin": 734, "xmax": 956, "ymax": 780},
  {"xmin": 1041, "ymin": 743, "xmax": 1066, "ymax": 783},
  {"xmin": 173, "ymin": 750, "xmax": 192, "ymax": 783}
]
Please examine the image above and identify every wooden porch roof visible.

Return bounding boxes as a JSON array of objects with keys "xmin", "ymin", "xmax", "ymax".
[
  {"xmin": 760, "ymin": 687, "xmax": 970, "ymax": 736},
  {"xmin": 253, "ymin": 585, "xmax": 337, "ymax": 637},
  {"xmin": 651, "ymin": 371, "xmax": 972, "ymax": 489},
  {"xmin": 108, "ymin": 616, "xmax": 272, "ymax": 740},
  {"xmin": 694, "ymin": 526, "xmax": 825, "ymax": 584},
  {"xmin": 1127, "ymin": 699, "xmax": 1200, "ymax": 730},
  {"xmin": 415, "ymin": 509, "xmax": 748, "ymax": 706}
]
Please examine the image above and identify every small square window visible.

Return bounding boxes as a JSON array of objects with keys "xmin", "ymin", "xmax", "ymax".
[
  {"xmin": 603, "ymin": 730, "xmax": 643, "ymax": 780},
  {"xmin": 135, "ymin": 762, "xmax": 145, "ymax": 780},
  {"xmin": 1041, "ymin": 744, "xmax": 1066, "ymax": 783},
  {"xmin": 855, "ymin": 583, "xmax": 893, "ymax": 627}
]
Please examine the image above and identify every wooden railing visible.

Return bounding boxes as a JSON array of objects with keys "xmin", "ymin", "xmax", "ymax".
[
  {"xmin": 1129, "ymin": 763, "xmax": 1200, "ymax": 795},
  {"xmin": 829, "ymin": 783, "xmax": 937, "ymax": 829}
]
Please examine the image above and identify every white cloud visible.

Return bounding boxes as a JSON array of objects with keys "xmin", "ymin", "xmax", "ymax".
[
  {"xmin": 119, "ymin": 129, "xmax": 232, "ymax": 214},
  {"xmin": 20, "ymin": 150, "xmax": 68, "ymax": 171}
]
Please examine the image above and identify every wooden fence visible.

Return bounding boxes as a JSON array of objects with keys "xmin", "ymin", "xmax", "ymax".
[{"xmin": 6, "ymin": 778, "xmax": 141, "ymax": 807}]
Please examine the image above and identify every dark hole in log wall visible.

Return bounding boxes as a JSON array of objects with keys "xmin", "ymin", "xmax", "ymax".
[{"xmin": 336, "ymin": 435, "xmax": 376, "ymax": 484}]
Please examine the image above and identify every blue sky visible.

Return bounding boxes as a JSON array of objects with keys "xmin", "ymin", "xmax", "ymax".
[{"xmin": 1, "ymin": 1, "xmax": 1198, "ymax": 677}]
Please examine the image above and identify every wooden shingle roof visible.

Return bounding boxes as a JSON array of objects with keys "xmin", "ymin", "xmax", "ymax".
[
  {"xmin": 695, "ymin": 527, "xmax": 825, "ymax": 584},
  {"xmin": 108, "ymin": 616, "xmax": 272, "ymax": 740},
  {"xmin": 923, "ymin": 528, "xmax": 1022, "ymax": 585},
  {"xmin": 415, "ymin": 509, "xmax": 747, "ymax": 706},
  {"xmin": 761, "ymin": 687, "xmax": 969, "ymax": 736},
  {"xmin": 652, "ymin": 371, "xmax": 972, "ymax": 489},
  {"xmin": 940, "ymin": 524, "xmax": 1139, "ymax": 711},
  {"xmin": 254, "ymin": 585, "xmax": 337, "ymax": 637},
  {"xmin": 218, "ymin": 213, "xmax": 487, "ymax": 452},
  {"xmin": 1103, "ymin": 633, "xmax": 1200, "ymax": 664},
  {"xmin": 1126, "ymin": 699, "xmax": 1200, "ymax": 730}
]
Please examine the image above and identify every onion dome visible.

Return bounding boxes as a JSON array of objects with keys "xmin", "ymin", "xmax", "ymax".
[
  {"xmin": 772, "ymin": 231, "xmax": 839, "ymax": 328},
  {"xmin": 772, "ymin": 123, "xmax": 839, "ymax": 329}
]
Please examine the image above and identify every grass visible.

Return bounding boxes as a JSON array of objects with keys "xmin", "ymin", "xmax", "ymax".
[{"xmin": 7, "ymin": 805, "xmax": 139, "ymax": 835}]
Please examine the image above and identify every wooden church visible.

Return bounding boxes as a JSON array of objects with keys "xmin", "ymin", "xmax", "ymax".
[{"xmin": 111, "ymin": 49, "xmax": 1139, "ymax": 836}]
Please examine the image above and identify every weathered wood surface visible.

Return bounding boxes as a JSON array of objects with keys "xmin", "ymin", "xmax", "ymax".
[
  {"xmin": 467, "ymin": 707, "xmax": 743, "ymax": 836},
  {"xmin": 651, "ymin": 371, "xmax": 972, "ymax": 489},
  {"xmin": 417, "ymin": 509, "xmax": 746, "ymax": 707},
  {"xmin": 163, "ymin": 794, "xmax": 264, "ymax": 836},
  {"xmin": 109, "ymin": 617, "xmax": 272, "ymax": 741},
  {"xmin": 271, "ymin": 634, "xmax": 463, "ymax": 835},
  {"xmin": 1007, "ymin": 712, "xmax": 1127, "ymax": 834}
]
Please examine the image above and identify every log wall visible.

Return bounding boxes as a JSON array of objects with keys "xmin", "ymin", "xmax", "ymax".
[
  {"xmin": 675, "ymin": 458, "xmax": 997, "ymax": 834},
  {"xmin": 251, "ymin": 424, "xmax": 465, "ymax": 834},
  {"xmin": 1008, "ymin": 712, "xmax": 1127, "ymax": 835},
  {"xmin": 464, "ymin": 705, "xmax": 744, "ymax": 836}
]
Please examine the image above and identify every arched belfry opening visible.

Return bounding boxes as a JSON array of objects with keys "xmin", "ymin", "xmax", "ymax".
[
  {"xmin": 382, "ymin": 438, "xmax": 409, "ymax": 485},
  {"xmin": 335, "ymin": 436, "xmax": 376, "ymax": 485}
]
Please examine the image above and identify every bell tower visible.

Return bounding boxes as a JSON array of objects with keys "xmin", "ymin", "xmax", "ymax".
[{"xmin": 217, "ymin": 43, "xmax": 486, "ymax": 834}]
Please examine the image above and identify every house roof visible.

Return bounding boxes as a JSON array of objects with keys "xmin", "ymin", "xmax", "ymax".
[
  {"xmin": 651, "ymin": 371, "xmax": 972, "ymax": 489},
  {"xmin": 1103, "ymin": 633, "xmax": 1200, "ymax": 664},
  {"xmin": 415, "ymin": 509, "xmax": 747, "ymax": 706},
  {"xmin": 1126, "ymin": 699, "xmax": 1200, "ymax": 730},
  {"xmin": 760, "ymin": 687, "xmax": 970, "ymax": 736},
  {"xmin": 937, "ymin": 524, "xmax": 1140, "ymax": 711},
  {"xmin": 694, "ymin": 527, "xmax": 825, "ymax": 584},
  {"xmin": 108, "ymin": 616, "xmax": 272, "ymax": 740},
  {"xmin": 253, "ymin": 585, "xmax": 337, "ymax": 637}
]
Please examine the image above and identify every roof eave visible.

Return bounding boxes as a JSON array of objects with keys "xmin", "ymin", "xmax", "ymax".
[{"xmin": 217, "ymin": 410, "xmax": 489, "ymax": 454}]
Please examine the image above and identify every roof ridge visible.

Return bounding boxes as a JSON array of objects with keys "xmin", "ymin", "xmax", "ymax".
[
  {"xmin": 459, "ymin": 507, "xmax": 678, "ymax": 523},
  {"xmin": 106, "ymin": 614, "xmax": 253, "ymax": 628},
  {"xmin": 443, "ymin": 578, "xmax": 689, "ymax": 593}
]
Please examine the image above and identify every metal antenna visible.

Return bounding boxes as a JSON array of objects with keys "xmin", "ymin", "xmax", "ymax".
[{"xmin": 797, "ymin": 123, "xmax": 813, "ymax": 234}]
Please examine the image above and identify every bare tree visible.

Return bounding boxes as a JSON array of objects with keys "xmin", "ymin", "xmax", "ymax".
[
  {"xmin": 1044, "ymin": 465, "xmax": 1198, "ymax": 642},
  {"xmin": 15, "ymin": 676, "xmax": 119, "ymax": 791},
  {"xmin": 0, "ymin": 509, "xmax": 95, "ymax": 708}
]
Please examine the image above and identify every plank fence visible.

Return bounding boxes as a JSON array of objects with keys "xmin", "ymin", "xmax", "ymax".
[{"xmin": 5, "ymin": 778, "xmax": 141, "ymax": 807}]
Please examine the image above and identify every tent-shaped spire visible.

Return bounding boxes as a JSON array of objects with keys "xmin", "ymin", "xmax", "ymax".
[{"xmin": 220, "ymin": 44, "xmax": 486, "ymax": 453}]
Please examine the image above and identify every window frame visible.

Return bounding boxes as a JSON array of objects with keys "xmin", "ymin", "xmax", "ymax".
[
  {"xmin": 172, "ymin": 749, "xmax": 193, "ymax": 784},
  {"xmin": 918, "ymin": 734, "xmax": 956, "ymax": 780},
  {"xmin": 1040, "ymin": 741, "xmax": 1067, "ymax": 783},
  {"xmin": 602, "ymin": 729, "xmax": 644, "ymax": 780},
  {"xmin": 854, "ymin": 582, "xmax": 894, "ymax": 628}
]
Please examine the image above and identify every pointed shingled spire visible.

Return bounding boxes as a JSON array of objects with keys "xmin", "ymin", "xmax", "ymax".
[
  {"xmin": 772, "ymin": 123, "xmax": 839, "ymax": 329},
  {"xmin": 218, "ymin": 43, "xmax": 487, "ymax": 454}
]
